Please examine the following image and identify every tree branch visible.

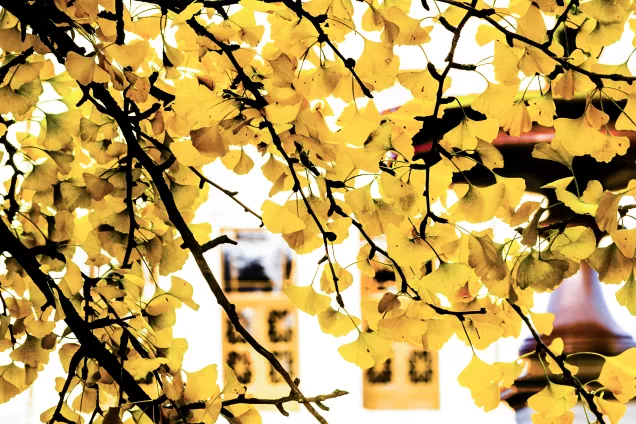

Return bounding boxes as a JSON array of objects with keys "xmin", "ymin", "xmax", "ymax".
[
  {"xmin": 508, "ymin": 301, "xmax": 607, "ymax": 424},
  {"xmin": 189, "ymin": 166, "xmax": 263, "ymax": 224}
]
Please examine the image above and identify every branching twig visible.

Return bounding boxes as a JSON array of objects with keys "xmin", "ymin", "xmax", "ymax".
[
  {"xmin": 0, "ymin": 47, "xmax": 34, "ymax": 85},
  {"xmin": 189, "ymin": 166, "xmax": 263, "ymax": 224},
  {"xmin": 437, "ymin": 0, "xmax": 636, "ymax": 86},
  {"xmin": 49, "ymin": 348, "xmax": 83, "ymax": 424},
  {"xmin": 187, "ymin": 17, "xmax": 347, "ymax": 311},
  {"xmin": 508, "ymin": 301, "xmax": 607, "ymax": 424},
  {"xmin": 278, "ymin": 0, "xmax": 373, "ymax": 98}
]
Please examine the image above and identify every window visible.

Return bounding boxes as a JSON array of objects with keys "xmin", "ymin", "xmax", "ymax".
[
  {"xmin": 220, "ymin": 229, "xmax": 299, "ymax": 401},
  {"xmin": 361, "ymin": 243, "xmax": 440, "ymax": 410}
]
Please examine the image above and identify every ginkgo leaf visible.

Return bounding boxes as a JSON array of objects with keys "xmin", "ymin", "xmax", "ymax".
[
  {"xmin": 500, "ymin": 102, "xmax": 532, "ymax": 137},
  {"xmin": 594, "ymin": 397, "xmax": 626, "ymax": 424},
  {"xmin": 320, "ymin": 264, "xmax": 353, "ymax": 294},
  {"xmin": 184, "ymin": 364, "xmax": 220, "ymax": 403},
  {"xmin": 532, "ymin": 140, "xmax": 573, "ymax": 168},
  {"xmin": 295, "ymin": 64, "xmax": 343, "ymax": 99},
  {"xmin": 530, "ymin": 311, "xmax": 554, "ymax": 336},
  {"xmin": 170, "ymin": 276, "xmax": 199, "ymax": 311},
  {"xmin": 378, "ymin": 292, "xmax": 401, "ymax": 314},
  {"xmin": 595, "ymin": 182, "xmax": 636, "ymax": 232},
  {"xmin": 527, "ymin": 382, "xmax": 578, "ymax": 419},
  {"xmin": 598, "ymin": 348, "xmax": 636, "ymax": 402},
  {"xmin": 386, "ymin": 224, "xmax": 435, "ymax": 272},
  {"xmin": 170, "ymin": 140, "xmax": 216, "ymax": 167},
  {"xmin": 443, "ymin": 118, "xmax": 499, "ymax": 150},
  {"xmin": 493, "ymin": 41, "xmax": 521, "ymax": 82},
  {"xmin": 83, "ymin": 173, "xmax": 114, "ymax": 200},
  {"xmin": 66, "ymin": 51, "xmax": 110, "ymax": 85},
  {"xmin": 221, "ymin": 363, "xmax": 245, "ymax": 396},
  {"xmin": 261, "ymin": 200, "xmax": 305, "ymax": 234},
  {"xmin": 510, "ymin": 201, "xmax": 541, "ymax": 227},
  {"xmin": 469, "ymin": 233, "xmax": 507, "ymax": 281},
  {"xmin": 284, "ymin": 282, "xmax": 331, "ymax": 316},
  {"xmin": 475, "ymin": 139, "xmax": 504, "ymax": 169},
  {"xmin": 612, "ymin": 229, "xmax": 636, "ymax": 258},
  {"xmin": 318, "ymin": 307, "xmax": 360, "ymax": 337},
  {"xmin": 416, "ymin": 262, "xmax": 473, "ymax": 296},
  {"xmin": 472, "ymin": 80, "xmax": 519, "ymax": 118},
  {"xmin": 517, "ymin": 254, "xmax": 569, "ymax": 292},
  {"xmin": 450, "ymin": 183, "xmax": 505, "ymax": 223},
  {"xmin": 528, "ymin": 92, "xmax": 557, "ymax": 127},
  {"xmin": 338, "ymin": 331, "xmax": 393, "ymax": 369},
  {"xmin": 551, "ymin": 226, "xmax": 596, "ymax": 261},
  {"xmin": 378, "ymin": 313, "xmax": 428, "ymax": 342},
  {"xmin": 398, "ymin": 69, "xmax": 450, "ymax": 101},
  {"xmin": 587, "ymin": 244, "xmax": 634, "ymax": 285},
  {"xmin": 616, "ymin": 273, "xmax": 636, "ymax": 315},
  {"xmin": 190, "ymin": 125, "xmax": 230, "ymax": 159},
  {"xmin": 554, "ymin": 115, "xmax": 606, "ymax": 157}
]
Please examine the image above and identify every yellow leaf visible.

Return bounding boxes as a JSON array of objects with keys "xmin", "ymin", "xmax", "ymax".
[
  {"xmin": 500, "ymin": 102, "xmax": 532, "ymax": 137},
  {"xmin": 532, "ymin": 140, "xmax": 573, "ymax": 168},
  {"xmin": 295, "ymin": 64, "xmax": 343, "ymax": 99},
  {"xmin": 184, "ymin": 364, "xmax": 220, "ymax": 403},
  {"xmin": 530, "ymin": 312, "xmax": 554, "ymax": 336},
  {"xmin": 554, "ymin": 115, "xmax": 606, "ymax": 157},
  {"xmin": 516, "ymin": 4, "xmax": 547, "ymax": 43},
  {"xmin": 443, "ymin": 118, "xmax": 499, "ymax": 150},
  {"xmin": 50, "ymin": 210, "xmax": 74, "ymax": 242},
  {"xmin": 338, "ymin": 331, "xmax": 393, "ymax": 369},
  {"xmin": 170, "ymin": 276, "xmax": 199, "ymax": 311},
  {"xmin": 378, "ymin": 292, "xmax": 401, "ymax": 314},
  {"xmin": 320, "ymin": 264, "xmax": 353, "ymax": 294},
  {"xmin": 378, "ymin": 314, "xmax": 428, "ymax": 342},
  {"xmin": 263, "ymin": 102, "xmax": 301, "ymax": 125},
  {"xmin": 587, "ymin": 244, "xmax": 633, "ymax": 285},
  {"xmin": 450, "ymin": 183, "xmax": 505, "ymax": 223},
  {"xmin": 124, "ymin": 357, "xmax": 169, "ymax": 379},
  {"xmin": 457, "ymin": 354, "xmax": 501, "ymax": 412},
  {"xmin": 66, "ymin": 51, "xmax": 109, "ymax": 85},
  {"xmin": 378, "ymin": 172, "xmax": 422, "ymax": 216},
  {"xmin": 416, "ymin": 262, "xmax": 473, "ymax": 296},
  {"xmin": 551, "ymin": 226, "xmax": 596, "ymax": 261},
  {"xmin": 510, "ymin": 201, "xmax": 542, "ymax": 227},
  {"xmin": 517, "ymin": 254, "xmax": 569, "ymax": 292},
  {"xmin": 23, "ymin": 160, "xmax": 59, "ymax": 192},
  {"xmin": 594, "ymin": 397, "xmax": 626, "ymax": 424},
  {"xmin": 527, "ymin": 382, "xmax": 577, "ymax": 419},
  {"xmin": 222, "ymin": 363, "xmax": 245, "ymax": 396},
  {"xmin": 528, "ymin": 92, "xmax": 557, "ymax": 127},
  {"xmin": 616, "ymin": 273, "xmax": 636, "ymax": 315},
  {"xmin": 387, "ymin": 224, "xmax": 435, "ymax": 272},
  {"xmin": 595, "ymin": 181, "xmax": 636, "ymax": 232},
  {"xmin": 468, "ymin": 233, "xmax": 507, "ymax": 281},
  {"xmin": 493, "ymin": 41, "xmax": 521, "ymax": 82},
  {"xmin": 109, "ymin": 40, "xmax": 150, "ymax": 70},
  {"xmin": 398, "ymin": 69, "xmax": 450, "ymax": 101},
  {"xmin": 598, "ymin": 348, "xmax": 636, "ymax": 402},
  {"xmin": 472, "ymin": 80, "xmax": 519, "ymax": 118},
  {"xmin": 24, "ymin": 315, "xmax": 55, "ymax": 338},
  {"xmin": 83, "ymin": 173, "xmax": 114, "ymax": 200},
  {"xmin": 318, "ymin": 307, "xmax": 360, "ymax": 337},
  {"xmin": 261, "ymin": 200, "xmax": 306, "ymax": 234},
  {"xmin": 170, "ymin": 140, "xmax": 215, "ymax": 167},
  {"xmin": 283, "ymin": 282, "xmax": 331, "ymax": 316}
]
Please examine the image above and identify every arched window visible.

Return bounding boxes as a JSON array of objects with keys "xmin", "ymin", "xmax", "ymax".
[
  {"xmin": 361, "ymin": 242, "xmax": 440, "ymax": 410},
  {"xmin": 220, "ymin": 229, "xmax": 299, "ymax": 400}
]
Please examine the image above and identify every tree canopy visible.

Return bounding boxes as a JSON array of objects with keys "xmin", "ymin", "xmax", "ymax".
[{"xmin": 1, "ymin": 0, "xmax": 636, "ymax": 423}]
